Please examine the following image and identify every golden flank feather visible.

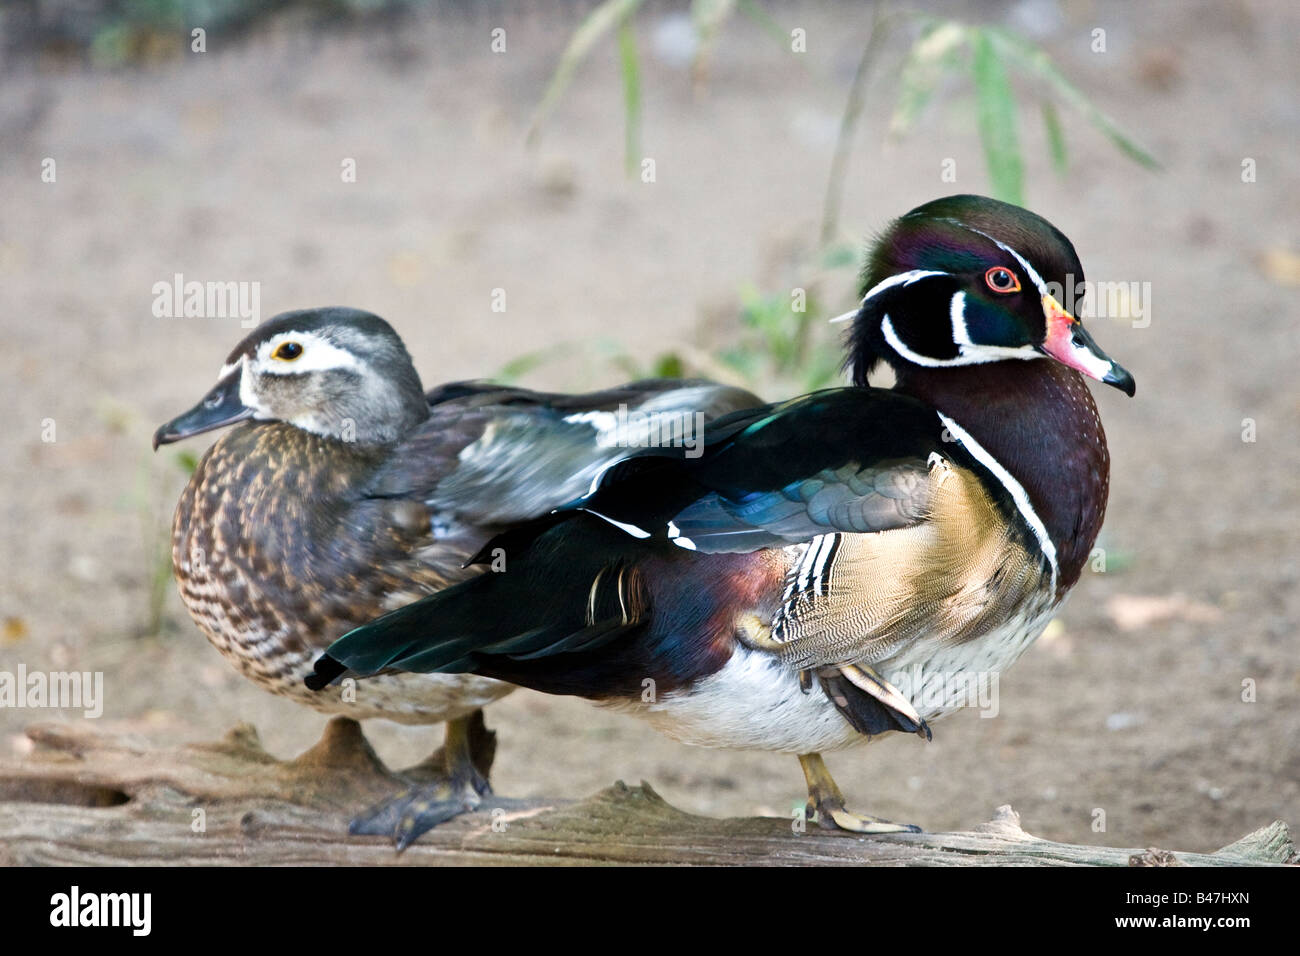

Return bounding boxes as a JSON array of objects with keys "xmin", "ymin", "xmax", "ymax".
[{"xmin": 757, "ymin": 459, "xmax": 1047, "ymax": 671}]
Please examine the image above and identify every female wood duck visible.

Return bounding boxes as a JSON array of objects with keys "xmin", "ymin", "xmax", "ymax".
[
  {"xmin": 309, "ymin": 195, "xmax": 1136, "ymax": 833},
  {"xmin": 153, "ymin": 307, "xmax": 759, "ymax": 848}
]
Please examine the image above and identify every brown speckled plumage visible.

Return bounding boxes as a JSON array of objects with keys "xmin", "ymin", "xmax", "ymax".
[{"xmin": 173, "ymin": 416, "xmax": 511, "ymax": 722}]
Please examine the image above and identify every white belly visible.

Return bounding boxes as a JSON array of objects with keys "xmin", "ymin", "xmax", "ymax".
[
  {"xmin": 618, "ymin": 648, "xmax": 864, "ymax": 754},
  {"xmin": 615, "ymin": 598, "xmax": 1059, "ymax": 754}
]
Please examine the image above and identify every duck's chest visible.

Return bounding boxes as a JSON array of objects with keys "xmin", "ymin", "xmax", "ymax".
[
  {"xmin": 171, "ymin": 460, "xmax": 386, "ymax": 691},
  {"xmin": 170, "ymin": 431, "xmax": 501, "ymax": 718}
]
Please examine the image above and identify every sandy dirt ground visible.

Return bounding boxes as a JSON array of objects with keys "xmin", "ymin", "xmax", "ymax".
[{"xmin": 2, "ymin": 0, "xmax": 1297, "ymax": 855}]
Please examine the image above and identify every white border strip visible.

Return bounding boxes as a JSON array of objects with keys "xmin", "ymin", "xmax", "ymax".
[{"xmin": 937, "ymin": 411, "xmax": 1058, "ymax": 590}]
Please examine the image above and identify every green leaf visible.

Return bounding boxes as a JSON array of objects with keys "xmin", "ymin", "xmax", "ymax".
[
  {"xmin": 495, "ymin": 347, "xmax": 556, "ymax": 383},
  {"xmin": 174, "ymin": 450, "xmax": 199, "ymax": 475},
  {"xmin": 691, "ymin": 0, "xmax": 737, "ymax": 84},
  {"xmin": 652, "ymin": 352, "xmax": 686, "ymax": 378},
  {"xmin": 617, "ymin": 15, "xmax": 642, "ymax": 176},
  {"xmin": 1041, "ymin": 99, "xmax": 1068, "ymax": 174},
  {"xmin": 527, "ymin": 0, "xmax": 645, "ymax": 144},
  {"xmin": 693, "ymin": 0, "xmax": 738, "ymax": 36},
  {"xmin": 735, "ymin": 0, "xmax": 789, "ymax": 48},
  {"xmin": 970, "ymin": 28, "xmax": 1024, "ymax": 205},
  {"xmin": 801, "ymin": 344, "xmax": 845, "ymax": 392},
  {"xmin": 715, "ymin": 346, "xmax": 760, "ymax": 379},
  {"xmin": 985, "ymin": 26, "xmax": 1160, "ymax": 170},
  {"xmin": 820, "ymin": 241, "xmax": 859, "ymax": 270},
  {"xmin": 889, "ymin": 20, "xmax": 968, "ymax": 137}
]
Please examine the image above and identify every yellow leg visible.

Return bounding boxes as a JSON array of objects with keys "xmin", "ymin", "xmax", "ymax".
[{"xmin": 798, "ymin": 752, "xmax": 921, "ymax": 834}]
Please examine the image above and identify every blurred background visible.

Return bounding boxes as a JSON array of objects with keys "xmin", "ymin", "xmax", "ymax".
[{"xmin": 1, "ymin": 0, "xmax": 1297, "ymax": 853}]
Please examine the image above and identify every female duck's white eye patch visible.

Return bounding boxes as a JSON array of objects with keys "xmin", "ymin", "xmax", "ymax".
[{"xmin": 257, "ymin": 332, "xmax": 361, "ymax": 374}]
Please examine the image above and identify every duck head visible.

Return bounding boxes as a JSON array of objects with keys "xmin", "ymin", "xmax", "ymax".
[
  {"xmin": 837, "ymin": 195, "xmax": 1135, "ymax": 397},
  {"xmin": 153, "ymin": 307, "xmax": 429, "ymax": 449}
]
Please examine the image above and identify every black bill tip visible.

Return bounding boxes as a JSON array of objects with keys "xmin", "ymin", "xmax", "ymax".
[{"xmin": 1102, "ymin": 363, "xmax": 1137, "ymax": 397}]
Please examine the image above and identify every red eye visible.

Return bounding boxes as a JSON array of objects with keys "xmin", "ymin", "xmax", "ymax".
[{"xmin": 985, "ymin": 267, "xmax": 1020, "ymax": 294}]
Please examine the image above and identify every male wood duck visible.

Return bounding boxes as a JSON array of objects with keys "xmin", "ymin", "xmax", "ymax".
[
  {"xmin": 309, "ymin": 196, "xmax": 1136, "ymax": 833},
  {"xmin": 153, "ymin": 307, "xmax": 759, "ymax": 848}
]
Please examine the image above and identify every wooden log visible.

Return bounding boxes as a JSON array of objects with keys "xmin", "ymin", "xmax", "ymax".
[{"xmin": 0, "ymin": 717, "xmax": 1292, "ymax": 866}]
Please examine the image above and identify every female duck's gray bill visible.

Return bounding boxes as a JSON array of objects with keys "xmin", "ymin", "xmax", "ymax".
[{"xmin": 152, "ymin": 372, "xmax": 253, "ymax": 450}]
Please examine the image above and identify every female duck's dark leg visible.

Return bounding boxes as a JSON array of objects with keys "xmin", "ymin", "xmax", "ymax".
[
  {"xmin": 349, "ymin": 710, "xmax": 496, "ymax": 851},
  {"xmin": 798, "ymin": 752, "xmax": 921, "ymax": 834}
]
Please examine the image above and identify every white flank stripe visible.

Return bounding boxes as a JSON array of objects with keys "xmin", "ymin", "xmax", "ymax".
[
  {"xmin": 563, "ymin": 410, "xmax": 618, "ymax": 432},
  {"xmin": 585, "ymin": 457, "xmax": 623, "ymax": 497},
  {"xmin": 796, "ymin": 534, "xmax": 825, "ymax": 594},
  {"xmin": 587, "ymin": 510, "xmax": 651, "ymax": 539},
  {"xmin": 810, "ymin": 533, "xmax": 833, "ymax": 588},
  {"xmin": 811, "ymin": 534, "xmax": 838, "ymax": 596},
  {"xmin": 937, "ymin": 412, "xmax": 1058, "ymax": 589}
]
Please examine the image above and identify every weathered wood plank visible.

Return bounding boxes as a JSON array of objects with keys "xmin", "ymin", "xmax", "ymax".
[{"xmin": 0, "ymin": 718, "xmax": 1292, "ymax": 866}]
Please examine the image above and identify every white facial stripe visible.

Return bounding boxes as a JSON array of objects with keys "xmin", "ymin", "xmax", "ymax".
[
  {"xmin": 882, "ymin": 315, "xmax": 965, "ymax": 367},
  {"xmin": 938, "ymin": 412, "xmax": 1058, "ymax": 590},
  {"xmin": 937, "ymin": 217, "xmax": 1050, "ymax": 296},
  {"xmin": 883, "ymin": 305, "xmax": 1039, "ymax": 369},
  {"xmin": 860, "ymin": 269, "xmax": 950, "ymax": 306},
  {"xmin": 951, "ymin": 291, "xmax": 1041, "ymax": 361},
  {"xmin": 256, "ymin": 331, "xmax": 362, "ymax": 375},
  {"xmin": 950, "ymin": 290, "xmax": 970, "ymax": 344},
  {"xmin": 217, "ymin": 357, "xmax": 243, "ymax": 380},
  {"xmin": 830, "ymin": 271, "xmax": 950, "ymax": 325},
  {"xmin": 995, "ymin": 242, "xmax": 1047, "ymax": 296}
]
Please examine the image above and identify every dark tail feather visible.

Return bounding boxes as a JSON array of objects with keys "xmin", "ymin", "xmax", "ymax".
[
  {"xmin": 305, "ymin": 654, "xmax": 347, "ymax": 691},
  {"xmin": 310, "ymin": 516, "xmax": 648, "ymax": 684}
]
